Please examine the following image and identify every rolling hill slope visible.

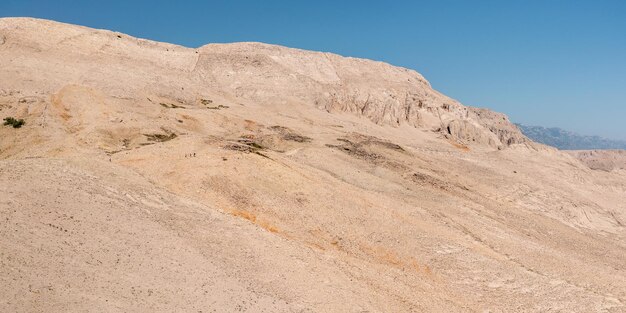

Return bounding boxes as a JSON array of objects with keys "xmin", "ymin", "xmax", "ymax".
[{"xmin": 1, "ymin": 18, "xmax": 625, "ymax": 312}]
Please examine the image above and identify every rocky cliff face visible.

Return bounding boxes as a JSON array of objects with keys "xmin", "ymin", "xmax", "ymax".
[
  {"xmin": 196, "ymin": 42, "xmax": 528, "ymax": 149},
  {"xmin": 0, "ymin": 17, "xmax": 526, "ymax": 150},
  {"xmin": 467, "ymin": 108, "xmax": 528, "ymax": 146}
]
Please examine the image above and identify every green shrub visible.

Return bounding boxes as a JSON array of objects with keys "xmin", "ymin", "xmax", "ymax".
[{"xmin": 3, "ymin": 117, "xmax": 25, "ymax": 128}]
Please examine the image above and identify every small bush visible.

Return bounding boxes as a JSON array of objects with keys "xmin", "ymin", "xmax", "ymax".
[
  {"xmin": 3, "ymin": 117, "xmax": 25, "ymax": 128},
  {"xmin": 159, "ymin": 102, "xmax": 184, "ymax": 109},
  {"xmin": 144, "ymin": 132, "xmax": 177, "ymax": 142},
  {"xmin": 206, "ymin": 104, "xmax": 229, "ymax": 110}
]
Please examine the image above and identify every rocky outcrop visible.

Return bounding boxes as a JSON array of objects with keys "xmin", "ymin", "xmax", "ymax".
[
  {"xmin": 445, "ymin": 119, "xmax": 501, "ymax": 147},
  {"xmin": 467, "ymin": 108, "xmax": 528, "ymax": 146},
  {"xmin": 195, "ymin": 42, "xmax": 528, "ymax": 149}
]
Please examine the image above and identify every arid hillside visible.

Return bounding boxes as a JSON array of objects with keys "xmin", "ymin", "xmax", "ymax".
[
  {"xmin": 1, "ymin": 18, "xmax": 625, "ymax": 312},
  {"xmin": 566, "ymin": 150, "xmax": 626, "ymax": 172}
]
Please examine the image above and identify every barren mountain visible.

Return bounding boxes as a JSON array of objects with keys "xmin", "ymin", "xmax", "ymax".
[
  {"xmin": 1, "ymin": 18, "xmax": 625, "ymax": 312},
  {"xmin": 516, "ymin": 123, "xmax": 626, "ymax": 150}
]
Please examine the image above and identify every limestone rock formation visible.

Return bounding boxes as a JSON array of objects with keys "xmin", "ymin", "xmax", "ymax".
[
  {"xmin": 0, "ymin": 17, "xmax": 525, "ymax": 150},
  {"xmin": 467, "ymin": 107, "xmax": 528, "ymax": 146}
]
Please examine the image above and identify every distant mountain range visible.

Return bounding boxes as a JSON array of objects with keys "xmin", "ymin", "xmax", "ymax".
[{"xmin": 516, "ymin": 124, "xmax": 626, "ymax": 150}]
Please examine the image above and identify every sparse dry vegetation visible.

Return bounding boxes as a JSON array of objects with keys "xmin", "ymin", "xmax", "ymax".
[
  {"xmin": 206, "ymin": 104, "xmax": 229, "ymax": 110},
  {"xmin": 200, "ymin": 98, "xmax": 229, "ymax": 109},
  {"xmin": 223, "ymin": 138, "xmax": 271, "ymax": 158},
  {"xmin": 159, "ymin": 102, "xmax": 185, "ymax": 109},
  {"xmin": 3, "ymin": 116, "xmax": 25, "ymax": 128},
  {"xmin": 144, "ymin": 130, "xmax": 177, "ymax": 142}
]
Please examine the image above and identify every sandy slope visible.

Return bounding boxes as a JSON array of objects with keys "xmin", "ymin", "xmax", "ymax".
[{"xmin": 1, "ymin": 18, "xmax": 625, "ymax": 312}]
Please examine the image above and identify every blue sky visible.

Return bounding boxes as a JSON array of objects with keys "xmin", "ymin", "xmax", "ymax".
[{"xmin": 2, "ymin": 1, "xmax": 625, "ymax": 139}]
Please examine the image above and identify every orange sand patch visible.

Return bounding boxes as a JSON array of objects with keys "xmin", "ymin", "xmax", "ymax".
[
  {"xmin": 449, "ymin": 140, "xmax": 470, "ymax": 151},
  {"xmin": 231, "ymin": 209, "xmax": 279, "ymax": 233}
]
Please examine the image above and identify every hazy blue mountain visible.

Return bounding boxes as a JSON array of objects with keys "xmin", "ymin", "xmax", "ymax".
[{"xmin": 516, "ymin": 124, "xmax": 626, "ymax": 150}]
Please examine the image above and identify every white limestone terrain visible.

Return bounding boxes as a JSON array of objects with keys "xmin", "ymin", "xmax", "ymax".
[{"xmin": 1, "ymin": 18, "xmax": 625, "ymax": 312}]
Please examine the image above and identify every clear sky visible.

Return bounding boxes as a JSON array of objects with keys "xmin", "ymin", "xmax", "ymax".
[{"xmin": 2, "ymin": 0, "xmax": 625, "ymax": 139}]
